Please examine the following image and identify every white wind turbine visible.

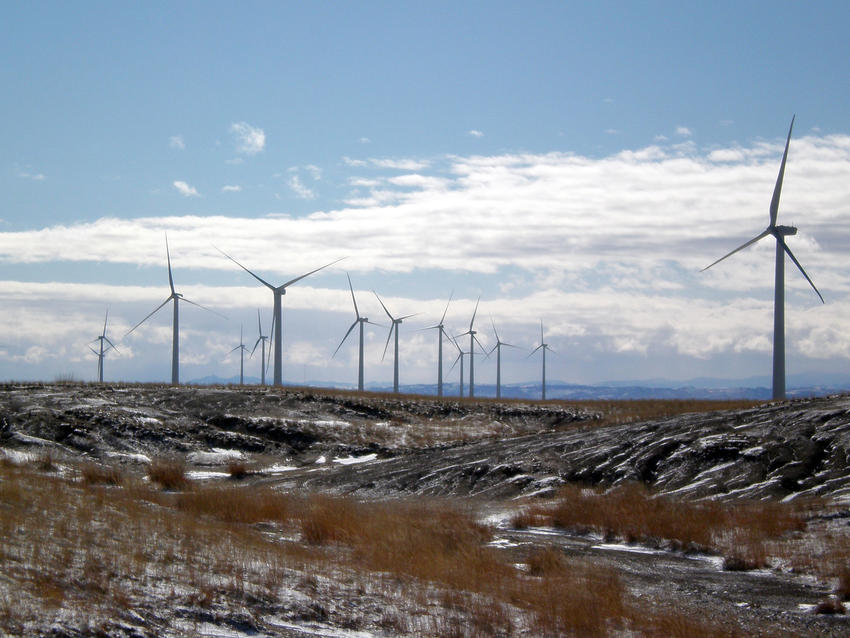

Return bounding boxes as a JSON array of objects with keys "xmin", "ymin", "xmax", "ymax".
[
  {"xmin": 250, "ymin": 309, "xmax": 271, "ymax": 386},
  {"xmin": 702, "ymin": 116, "xmax": 823, "ymax": 400},
  {"xmin": 448, "ymin": 335, "xmax": 466, "ymax": 398},
  {"xmin": 217, "ymin": 248, "xmax": 342, "ymax": 386},
  {"xmin": 454, "ymin": 297, "xmax": 487, "ymax": 397},
  {"xmin": 127, "ymin": 236, "xmax": 224, "ymax": 385},
  {"xmin": 422, "ymin": 293, "xmax": 453, "ymax": 397},
  {"xmin": 374, "ymin": 291, "xmax": 418, "ymax": 394},
  {"xmin": 89, "ymin": 309, "xmax": 117, "ymax": 383},
  {"xmin": 227, "ymin": 325, "xmax": 249, "ymax": 385},
  {"xmin": 333, "ymin": 274, "xmax": 382, "ymax": 392},
  {"xmin": 489, "ymin": 317, "xmax": 518, "ymax": 399},
  {"xmin": 528, "ymin": 321, "xmax": 553, "ymax": 400}
]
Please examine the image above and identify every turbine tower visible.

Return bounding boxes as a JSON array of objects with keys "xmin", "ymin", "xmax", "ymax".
[
  {"xmin": 333, "ymin": 274, "xmax": 380, "ymax": 392},
  {"xmin": 251, "ymin": 309, "xmax": 271, "ymax": 386},
  {"xmin": 454, "ymin": 297, "xmax": 486, "ymax": 397},
  {"xmin": 127, "ymin": 236, "xmax": 223, "ymax": 385},
  {"xmin": 374, "ymin": 291, "xmax": 417, "ymax": 393},
  {"xmin": 89, "ymin": 309, "xmax": 117, "ymax": 383},
  {"xmin": 218, "ymin": 248, "xmax": 341, "ymax": 386},
  {"xmin": 702, "ymin": 116, "xmax": 823, "ymax": 400},
  {"xmin": 423, "ymin": 293, "xmax": 453, "ymax": 397},
  {"xmin": 528, "ymin": 321, "xmax": 553, "ymax": 400},
  {"xmin": 489, "ymin": 317, "xmax": 517, "ymax": 399},
  {"xmin": 228, "ymin": 325, "xmax": 249, "ymax": 385}
]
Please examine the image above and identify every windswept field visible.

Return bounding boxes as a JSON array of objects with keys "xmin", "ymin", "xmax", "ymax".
[{"xmin": 1, "ymin": 383, "xmax": 849, "ymax": 636}]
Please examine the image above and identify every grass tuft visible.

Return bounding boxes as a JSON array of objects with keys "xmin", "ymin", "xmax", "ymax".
[
  {"xmin": 80, "ymin": 462, "xmax": 123, "ymax": 486},
  {"xmin": 148, "ymin": 457, "xmax": 188, "ymax": 490}
]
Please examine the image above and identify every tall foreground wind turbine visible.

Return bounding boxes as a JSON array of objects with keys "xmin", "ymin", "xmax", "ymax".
[
  {"xmin": 89, "ymin": 309, "xmax": 117, "ymax": 383},
  {"xmin": 218, "ymin": 248, "xmax": 342, "ymax": 386},
  {"xmin": 127, "ymin": 237, "xmax": 222, "ymax": 385},
  {"xmin": 528, "ymin": 321, "xmax": 552, "ymax": 400},
  {"xmin": 228, "ymin": 325, "xmax": 249, "ymax": 385},
  {"xmin": 251, "ymin": 309, "xmax": 271, "ymax": 386},
  {"xmin": 333, "ymin": 274, "xmax": 380, "ymax": 392},
  {"xmin": 374, "ymin": 291, "xmax": 417, "ymax": 393},
  {"xmin": 455, "ymin": 297, "xmax": 486, "ymax": 397},
  {"xmin": 423, "ymin": 293, "xmax": 453, "ymax": 397},
  {"xmin": 702, "ymin": 116, "xmax": 823, "ymax": 400},
  {"xmin": 489, "ymin": 317, "xmax": 517, "ymax": 399}
]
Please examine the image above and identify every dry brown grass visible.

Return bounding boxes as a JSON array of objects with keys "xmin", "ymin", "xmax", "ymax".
[
  {"xmin": 80, "ymin": 462, "xmax": 123, "ymax": 486},
  {"xmin": 514, "ymin": 482, "xmax": 807, "ymax": 570},
  {"xmin": 148, "ymin": 456, "xmax": 188, "ymax": 490},
  {"xmin": 0, "ymin": 461, "xmax": 750, "ymax": 636}
]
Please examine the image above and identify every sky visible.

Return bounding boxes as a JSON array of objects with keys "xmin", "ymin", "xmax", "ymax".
[{"xmin": 1, "ymin": 1, "xmax": 849, "ymax": 388}]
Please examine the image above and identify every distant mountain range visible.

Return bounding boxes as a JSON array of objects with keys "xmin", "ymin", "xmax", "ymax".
[{"xmin": 188, "ymin": 374, "xmax": 850, "ymax": 400}]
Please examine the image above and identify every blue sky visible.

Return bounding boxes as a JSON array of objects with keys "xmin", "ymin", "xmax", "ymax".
[{"xmin": 1, "ymin": 1, "xmax": 849, "ymax": 387}]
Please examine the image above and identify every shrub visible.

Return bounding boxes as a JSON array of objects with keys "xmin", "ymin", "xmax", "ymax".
[{"xmin": 227, "ymin": 460, "xmax": 249, "ymax": 479}]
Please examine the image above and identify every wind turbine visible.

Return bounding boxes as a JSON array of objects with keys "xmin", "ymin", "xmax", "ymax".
[
  {"xmin": 333, "ymin": 274, "xmax": 381, "ymax": 392},
  {"xmin": 127, "ymin": 236, "xmax": 224, "ymax": 385},
  {"xmin": 217, "ymin": 248, "xmax": 342, "ymax": 386},
  {"xmin": 422, "ymin": 293, "xmax": 453, "ymax": 397},
  {"xmin": 489, "ymin": 317, "xmax": 518, "ymax": 399},
  {"xmin": 250, "ymin": 309, "xmax": 271, "ymax": 386},
  {"xmin": 374, "ymin": 291, "xmax": 417, "ymax": 394},
  {"xmin": 528, "ymin": 321, "xmax": 553, "ymax": 400},
  {"xmin": 89, "ymin": 309, "xmax": 117, "ymax": 383},
  {"xmin": 454, "ymin": 297, "xmax": 487, "ymax": 398},
  {"xmin": 227, "ymin": 325, "xmax": 249, "ymax": 385},
  {"xmin": 448, "ymin": 335, "xmax": 465, "ymax": 398},
  {"xmin": 702, "ymin": 116, "xmax": 823, "ymax": 400}
]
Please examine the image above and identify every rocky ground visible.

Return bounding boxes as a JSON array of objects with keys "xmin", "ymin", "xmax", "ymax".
[{"xmin": 1, "ymin": 382, "xmax": 850, "ymax": 636}]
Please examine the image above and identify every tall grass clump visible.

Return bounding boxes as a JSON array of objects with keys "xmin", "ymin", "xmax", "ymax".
[{"xmin": 148, "ymin": 457, "xmax": 188, "ymax": 490}]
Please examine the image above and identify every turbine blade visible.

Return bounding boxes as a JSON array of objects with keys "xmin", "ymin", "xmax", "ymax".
[
  {"xmin": 469, "ymin": 296, "xmax": 480, "ymax": 331},
  {"xmin": 527, "ymin": 344, "xmax": 543, "ymax": 358},
  {"xmin": 165, "ymin": 234, "xmax": 175, "ymax": 295},
  {"xmin": 250, "ymin": 336, "xmax": 262, "ymax": 357},
  {"xmin": 257, "ymin": 308, "xmax": 262, "ymax": 335},
  {"xmin": 228, "ymin": 345, "xmax": 242, "ymax": 355},
  {"xmin": 365, "ymin": 320, "xmax": 386, "ymax": 329},
  {"xmin": 215, "ymin": 246, "xmax": 275, "ymax": 290},
  {"xmin": 180, "ymin": 297, "xmax": 228, "ymax": 320},
  {"xmin": 780, "ymin": 238, "xmax": 824, "ymax": 303},
  {"xmin": 490, "ymin": 316, "xmax": 500, "ymax": 343},
  {"xmin": 770, "ymin": 115, "xmax": 795, "ymax": 227},
  {"xmin": 473, "ymin": 334, "xmax": 488, "ymax": 355},
  {"xmin": 540, "ymin": 320, "xmax": 544, "ymax": 344},
  {"xmin": 449, "ymin": 351, "xmax": 462, "ymax": 373},
  {"xmin": 125, "ymin": 297, "xmax": 172, "ymax": 336},
  {"xmin": 102, "ymin": 309, "xmax": 109, "ymax": 337},
  {"xmin": 280, "ymin": 257, "xmax": 345, "ymax": 290},
  {"xmin": 398, "ymin": 312, "xmax": 418, "ymax": 321},
  {"xmin": 373, "ymin": 290, "xmax": 394, "ymax": 321},
  {"xmin": 347, "ymin": 273, "xmax": 360, "ymax": 318},
  {"xmin": 333, "ymin": 321, "xmax": 358, "ymax": 358},
  {"xmin": 382, "ymin": 324, "xmax": 394, "ymax": 361},
  {"xmin": 88, "ymin": 346, "xmax": 99, "ymax": 357},
  {"xmin": 103, "ymin": 337, "xmax": 119, "ymax": 352},
  {"xmin": 701, "ymin": 229, "xmax": 771, "ymax": 271},
  {"xmin": 439, "ymin": 291, "xmax": 453, "ymax": 324}
]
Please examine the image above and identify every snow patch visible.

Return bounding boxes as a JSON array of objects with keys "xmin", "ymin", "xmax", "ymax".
[
  {"xmin": 333, "ymin": 453, "xmax": 377, "ymax": 465},
  {"xmin": 187, "ymin": 449, "xmax": 245, "ymax": 465}
]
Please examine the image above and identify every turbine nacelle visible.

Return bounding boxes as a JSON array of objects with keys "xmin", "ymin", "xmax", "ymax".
[{"xmin": 772, "ymin": 225, "xmax": 797, "ymax": 237}]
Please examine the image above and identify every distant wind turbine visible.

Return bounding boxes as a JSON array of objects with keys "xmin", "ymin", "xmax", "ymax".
[
  {"xmin": 374, "ymin": 291, "xmax": 418, "ymax": 394},
  {"xmin": 333, "ymin": 274, "xmax": 382, "ymax": 392},
  {"xmin": 454, "ymin": 297, "xmax": 487, "ymax": 397},
  {"xmin": 127, "ymin": 236, "xmax": 224, "ymax": 385},
  {"xmin": 528, "ymin": 321, "xmax": 553, "ymax": 400},
  {"xmin": 448, "ymin": 335, "xmax": 465, "ymax": 398},
  {"xmin": 422, "ymin": 293, "xmax": 453, "ymax": 397},
  {"xmin": 250, "ymin": 309, "xmax": 271, "ymax": 386},
  {"xmin": 228, "ymin": 325, "xmax": 249, "ymax": 385},
  {"xmin": 89, "ymin": 309, "xmax": 117, "ymax": 383},
  {"xmin": 489, "ymin": 317, "xmax": 518, "ymax": 399},
  {"xmin": 217, "ymin": 248, "xmax": 342, "ymax": 386},
  {"xmin": 702, "ymin": 116, "xmax": 823, "ymax": 400}
]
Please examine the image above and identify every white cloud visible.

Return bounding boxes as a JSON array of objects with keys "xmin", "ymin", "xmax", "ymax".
[
  {"xmin": 468, "ymin": 130, "xmax": 484, "ymax": 138},
  {"xmin": 676, "ymin": 126, "xmax": 693, "ymax": 137},
  {"xmin": 16, "ymin": 168, "xmax": 46, "ymax": 181},
  {"xmin": 305, "ymin": 164, "xmax": 322, "ymax": 180},
  {"xmin": 221, "ymin": 185, "xmax": 242, "ymax": 193},
  {"xmin": 169, "ymin": 135, "xmax": 185, "ymax": 150},
  {"xmin": 342, "ymin": 156, "xmax": 368, "ymax": 167},
  {"xmin": 369, "ymin": 158, "xmax": 431, "ymax": 171},
  {"xmin": 173, "ymin": 181, "xmax": 199, "ymax": 197},
  {"xmin": 359, "ymin": 137, "xmax": 371, "ymax": 144},
  {"xmin": 289, "ymin": 175, "xmax": 315, "ymax": 199},
  {"xmin": 229, "ymin": 121, "xmax": 266, "ymax": 155},
  {"xmin": 604, "ymin": 128, "xmax": 619, "ymax": 135}
]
